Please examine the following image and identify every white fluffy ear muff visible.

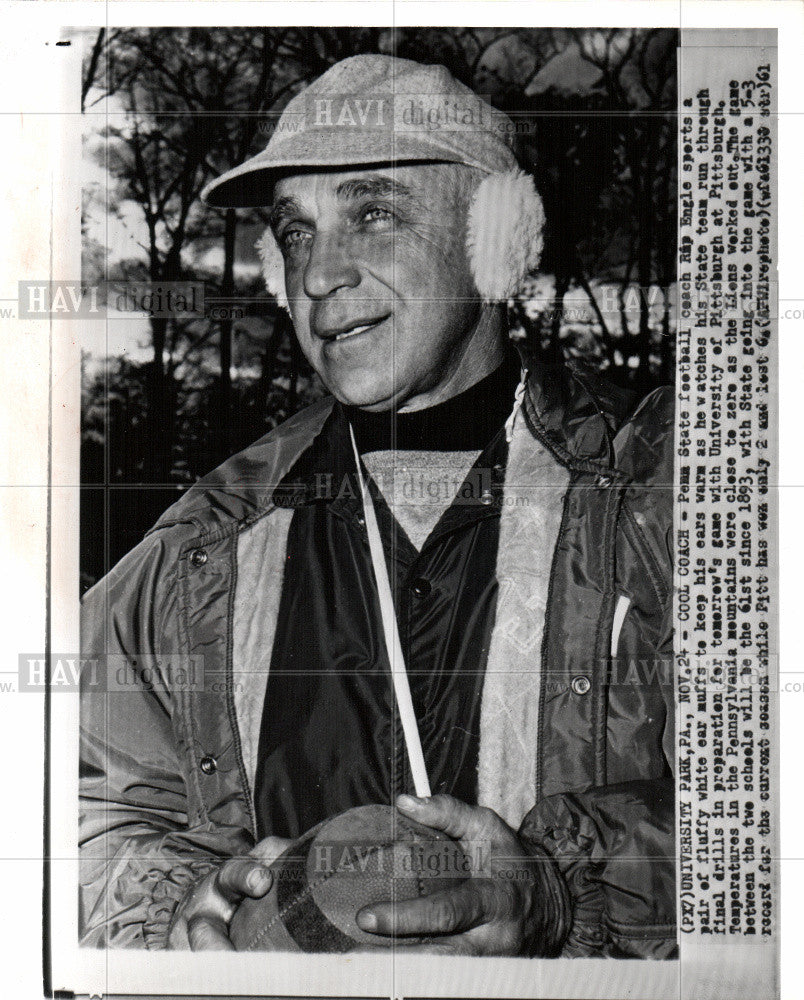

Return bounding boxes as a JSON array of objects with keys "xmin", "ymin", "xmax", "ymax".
[
  {"xmin": 256, "ymin": 227, "xmax": 289, "ymax": 312},
  {"xmin": 466, "ymin": 168, "xmax": 546, "ymax": 302},
  {"xmin": 257, "ymin": 167, "xmax": 545, "ymax": 311}
]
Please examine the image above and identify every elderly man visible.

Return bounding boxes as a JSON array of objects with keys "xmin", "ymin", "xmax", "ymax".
[{"xmin": 80, "ymin": 55, "xmax": 676, "ymax": 957}]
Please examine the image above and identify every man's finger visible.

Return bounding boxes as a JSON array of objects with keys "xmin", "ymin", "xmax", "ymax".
[
  {"xmin": 356, "ymin": 880, "xmax": 496, "ymax": 937},
  {"xmin": 166, "ymin": 918, "xmax": 191, "ymax": 951},
  {"xmin": 250, "ymin": 836, "xmax": 293, "ymax": 866},
  {"xmin": 215, "ymin": 858, "xmax": 273, "ymax": 902},
  {"xmin": 187, "ymin": 915, "xmax": 236, "ymax": 951},
  {"xmin": 396, "ymin": 794, "xmax": 502, "ymax": 843}
]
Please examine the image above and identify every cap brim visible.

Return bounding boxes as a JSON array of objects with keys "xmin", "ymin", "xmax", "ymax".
[{"xmin": 201, "ymin": 131, "xmax": 504, "ymax": 208}]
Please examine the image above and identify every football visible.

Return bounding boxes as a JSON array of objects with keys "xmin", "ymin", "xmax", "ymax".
[{"xmin": 230, "ymin": 804, "xmax": 470, "ymax": 952}]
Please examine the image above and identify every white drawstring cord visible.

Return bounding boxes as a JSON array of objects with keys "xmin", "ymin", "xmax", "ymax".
[
  {"xmin": 347, "ymin": 369, "xmax": 526, "ymax": 797},
  {"xmin": 505, "ymin": 369, "xmax": 528, "ymax": 444},
  {"xmin": 348, "ymin": 422, "xmax": 432, "ymax": 798}
]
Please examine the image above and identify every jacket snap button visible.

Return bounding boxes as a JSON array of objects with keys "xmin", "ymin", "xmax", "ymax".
[
  {"xmin": 410, "ymin": 578, "xmax": 431, "ymax": 599},
  {"xmin": 199, "ymin": 755, "xmax": 217, "ymax": 775},
  {"xmin": 480, "ymin": 489, "xmax": 494, "ymax": 505},
  {"xmin": 596, "ymin": 476, "xmax": 612, "ymax": 489},
  {"xmin": 571, "ymin": 675, "xmax": 591, "ymax": 696},
  {"xmin": 189, "ymin": 548, "xmax": 208, "ymax": 567}
]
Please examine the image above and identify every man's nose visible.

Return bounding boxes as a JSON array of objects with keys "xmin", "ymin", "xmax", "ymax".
[{"xmin": 302, "ymin": 231, "xmax": 361, "ymax": 300}]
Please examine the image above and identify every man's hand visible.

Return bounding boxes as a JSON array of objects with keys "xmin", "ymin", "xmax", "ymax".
[
  {"xmin": 167, "ymin": 836, "xmax": 292, "ymax": 950},
  {"xmin": 356, "ymin": 794, "xmax": 550, "ymax": 956}
]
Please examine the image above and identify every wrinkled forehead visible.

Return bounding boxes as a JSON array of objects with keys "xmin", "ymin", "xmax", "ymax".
[{"xmin": 271, "ymin": 162, "xmax": 468, "ymax": 213}]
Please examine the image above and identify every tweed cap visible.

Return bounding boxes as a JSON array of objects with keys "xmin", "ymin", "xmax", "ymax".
[{"xmin": 202, "ymin": 54, "xmax": 519, "ymax": 207}]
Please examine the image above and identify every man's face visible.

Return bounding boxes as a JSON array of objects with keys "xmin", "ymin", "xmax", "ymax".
[{"xmin": 270, "ymin": 163, "xmax": 482, "ymax": 411}]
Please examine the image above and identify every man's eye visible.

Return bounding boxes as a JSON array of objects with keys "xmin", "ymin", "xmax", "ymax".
[
  {"xmin": 281, "ymin": 228, "xmax": 311, "ymax": 251},
  {"xmin": 360, "ymin": 205, "xmax": 393, "ymax": 225}
]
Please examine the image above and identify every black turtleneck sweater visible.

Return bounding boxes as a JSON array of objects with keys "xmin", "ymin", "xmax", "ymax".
[
  {"xmin": 254, "ymin": 350, "xmax": 523, "ymax": 840},
  {"xmin": 347, "ymin": 351, "xmax": 522, "ymax": 550},
  {"xmin": 347, "ymin": 347, "xmax": 522, "ymax": 452}
]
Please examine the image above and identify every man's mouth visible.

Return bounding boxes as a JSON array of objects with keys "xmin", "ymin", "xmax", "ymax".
[{"xmin": 316, "ymin": 314, "xmax": 390, "ymax": 342}]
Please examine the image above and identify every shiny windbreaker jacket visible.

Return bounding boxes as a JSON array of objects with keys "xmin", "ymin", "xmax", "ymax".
[{"xmin": 80, "ymin": 357, "xmax": 676, "ymax": 956}]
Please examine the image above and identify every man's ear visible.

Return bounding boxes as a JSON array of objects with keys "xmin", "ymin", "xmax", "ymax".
[
  {"xmin": 466, "ymin": 169, "xmax": 546, "ymax": 302},
  {"xmin": 256, "ymin": 228, "xmax": 290, "ymax": 312}
]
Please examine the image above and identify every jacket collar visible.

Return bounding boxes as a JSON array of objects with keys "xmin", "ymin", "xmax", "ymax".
[
  {"xmin": 514, "ymin": 343, "xmax": 637, "ymax": 476},
  {"xmin": 149, "ymin": 395, "xmax": 336, "ymax": 533},
  {"xmin": 151, "ymin": 348, "xmax": 637, "ymax": 535}
]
